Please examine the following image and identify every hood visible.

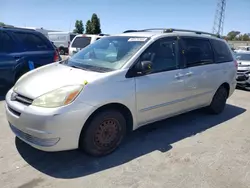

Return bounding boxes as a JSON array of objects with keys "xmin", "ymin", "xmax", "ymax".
[
  {"xmin": 14, "ymin": 63, "xmax": 104, "ymax": 99},
  {"xmin": 237, "ymin": 60, "xmax": 250, "ymax": 66},
  {"xmin": 237, "ymin": 60, "xmax": 250, "ymax": 72}
]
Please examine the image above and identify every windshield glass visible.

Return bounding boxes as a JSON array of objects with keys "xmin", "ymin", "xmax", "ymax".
[
  {"xmin": 235, "ymin": 53, "xmax": 250, "ymax": 61},
  {"xmin": 66, "ymin": 36, "xmax": 149, "ymax": 71}
]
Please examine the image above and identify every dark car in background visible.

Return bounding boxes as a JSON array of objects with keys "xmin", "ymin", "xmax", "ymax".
[{"xmin": 0, "ymin": 26, "xmax": 61, "ymax": 91}]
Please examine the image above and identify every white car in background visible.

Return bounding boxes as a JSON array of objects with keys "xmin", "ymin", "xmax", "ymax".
[
  {"xmin": 235, "ymin": 46, "xmax": 250, "ymax": 53},
  {"xmin": 68, "ymin": 34, "xmax": 108, "ymax": 56},
  {"xmin": 48, "ymin": 32, "xmax": 77, "ymax": 55},
  {"xmin": 235, "ymin": 51, "xmax": 250, "ymax": 90}
]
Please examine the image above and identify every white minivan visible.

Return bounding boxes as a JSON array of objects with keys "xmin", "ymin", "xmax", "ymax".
[
  {"xmin": 48, "ymin": 32, "xmax": 77, "ymax": 55},
  {"xmin": 5, "ymin": 28, "xmax": 237, "ymax": 156},
  {"xmin": 68, "ymin": 34, "xmax": 108, "ymax": 56}
]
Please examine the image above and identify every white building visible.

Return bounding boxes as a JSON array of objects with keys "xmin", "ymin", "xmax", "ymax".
[{"xmin": 19, "ymin": 27, "xmax": 62, "ymax": 38}]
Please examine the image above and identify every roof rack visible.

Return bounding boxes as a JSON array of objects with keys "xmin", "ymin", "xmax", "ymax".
[
  {"xmin": 98, "ymin": 33, "xmax": 110, "ymax": 36},
  {"xmin": 123, "ymin": 28, "xmax": 221, "ymax": 38}
]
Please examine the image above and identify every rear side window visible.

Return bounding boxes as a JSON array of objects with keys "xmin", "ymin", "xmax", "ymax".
[
  {"xmin": 71, "ymin": 37, "xmax": 91, "ymax": 48},
  {"xmin": 0, "ymin": 32, "xmax": 16, "ymax": 53},
  {"xmin": 13, "ymin": 32, "xmax": 50, "ymax": 51},
  {"xmin": 210, "ymin": 39, "xmax": 233, "ymax": 63},
  {"xmin": 182, "ymin": 38, "xmax": 214, "ymax": 67}
]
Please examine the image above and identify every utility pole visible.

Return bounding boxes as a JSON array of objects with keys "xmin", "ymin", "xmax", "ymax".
[{"xmin": 212, "ymin": 0, "xmax": 227, "ymax": 36}]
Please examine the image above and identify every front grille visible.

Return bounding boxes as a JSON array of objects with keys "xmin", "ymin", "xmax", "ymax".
[
  {"xmin": 14, "ymin": 93, "xmax": 33, "ymax": 105},
  {"xmin": 237, "ymin": 75, "xmax": 248, "ymax": 82},
  {"xmin": 237, "ymin": 70, "xmax": 248, "ymax": 73},
  {"xmin": 9, "ymin": 124, "xmax": 60, "ymax": 147},
  {"xmin": 7, "ymin": 106, "xmax": 21, "ymax": 116}
]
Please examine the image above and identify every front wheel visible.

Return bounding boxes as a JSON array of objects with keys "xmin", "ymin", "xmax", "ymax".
[
  {"xmin": 207, "ymin": 86, "xmax": 228, "ymax": 114},
  {"xmin": 79, "ymin": 110, "xmax": 127, "ymax": 157}
]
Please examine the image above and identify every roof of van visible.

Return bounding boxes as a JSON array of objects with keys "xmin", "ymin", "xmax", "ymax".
[
  {"xmin": 48, "ymin": 31, "xmax": 76, "ymax": 35},
  {"xmin": 117, "ymin": 31, "xmax": 225, "ymax": 41}
]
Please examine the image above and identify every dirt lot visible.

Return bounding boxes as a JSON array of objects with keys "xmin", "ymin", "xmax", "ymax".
[{"xmin": 0, "ymin": 89, "xmax": 250, "ymax": 188}]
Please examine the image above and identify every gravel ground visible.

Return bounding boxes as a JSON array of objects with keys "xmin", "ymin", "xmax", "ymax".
[{"xmin": 0, "ymin": 89, "xmax": 250, "ymax": 188}]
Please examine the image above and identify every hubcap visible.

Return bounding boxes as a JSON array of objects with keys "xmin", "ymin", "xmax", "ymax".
[{"xmin": 94, "ymin": 119, "xmax": 119, "ymax": 149}]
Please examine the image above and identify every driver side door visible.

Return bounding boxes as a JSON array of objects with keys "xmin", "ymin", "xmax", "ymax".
[{"xmin": 134, "ymin": 37, "xmax": 190, "ymax": 127}]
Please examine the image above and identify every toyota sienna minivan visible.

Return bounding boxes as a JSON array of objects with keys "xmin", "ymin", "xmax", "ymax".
[{"xmin": 5, "ymin": 28, "xmax": 237, "ymax": 156}]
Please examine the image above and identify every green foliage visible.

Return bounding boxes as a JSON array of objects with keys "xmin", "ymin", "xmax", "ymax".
[
  {"xmin": 0, "ymin": 22, "xmax": 5, "ymax": 26},
  {"xmin": 85, "ymin": 13, "xmax": 102, "ymax": 34},
  {"xmin": 227, "ymin": 31, "xmax": 240, "ymax": 40},
  {"xmin": 226, "ymin": 31, "xmax": 250, "ymax": 41},
  {"xmin": 73, "ymin": 20, "xmax": 84, "ymax": 34},
  {"xmin": 91, "ymin": 13, "xmax": 101, "ymax": 34},
  {"xmin": 85, "ymin": 20, "xmax": 92, "ymax": 34}
]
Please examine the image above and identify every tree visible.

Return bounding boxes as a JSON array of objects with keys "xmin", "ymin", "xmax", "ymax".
[
  {"xmin": 242, "ymin": 34, "xmax": 250, "ymax": 41},
  {"xmin": 90, "ymin": 13, "xmax": 101, "ymax": 34},
  {"xmin": 227, "ymin": 31, "xmax": 240, "ymax": 41},
  {"xmin": 73, "ymin": 20, "xmax": 84, "ymax": 34},
  {"xmin": 85, "ymin": 20, "xmax": 92, "ymax": 34},
  {"xmin": 0, "ymin": 22, "xmax": 5, "ymax": 26}
]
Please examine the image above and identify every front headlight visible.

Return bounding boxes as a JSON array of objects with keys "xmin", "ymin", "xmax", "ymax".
[{"xmin": 32, "ymin": 85, "xmax": 83, "ymax": 108}]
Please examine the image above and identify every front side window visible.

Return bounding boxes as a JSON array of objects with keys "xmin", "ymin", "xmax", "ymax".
[
  {"xmin": 64, "ymin": 36, "xmax": 149, "ymax": 71},
  {"xmin": 182, "ymin": 38, "xmax": 213, "ymax": 67},
  {"xmin": 210, "ymin": 39, "xmax": 233, "ymax": 63},
  {"xmin": 0, "ymin": 32, "xmax": 16, "ymax": 53},
  {"xmin": 140, "ymin": 38, "xmax": 178, "ymax": 73},
  {"xmin": 13, "ymin": 32, "xmax": 49, "ymax": 51}
]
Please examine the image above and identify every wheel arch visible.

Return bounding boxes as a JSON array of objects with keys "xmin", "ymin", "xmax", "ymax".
[
  {"xmin": 80, "ymin": 102, "xmax": 134, "ymax": 142},
  {"xmin": 220, "ymin": 82, "xmax": 230, "ymax": 98}
]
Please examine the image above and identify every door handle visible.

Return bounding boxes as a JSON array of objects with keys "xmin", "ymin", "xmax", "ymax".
[{"xmin": 185, "ymin": 72, "xmax": 193, "ymax": 76}]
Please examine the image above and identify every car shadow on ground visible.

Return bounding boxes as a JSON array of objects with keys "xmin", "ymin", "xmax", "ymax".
[{"xmin": 16, "ymin": 104, "xmax": 246, "ymax": 179}]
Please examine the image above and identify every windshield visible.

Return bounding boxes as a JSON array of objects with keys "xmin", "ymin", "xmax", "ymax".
[
  {"xmin": 66, "ymin": 36, "xmax": 149, "ymax": 71},
  {"xmin": 235, "ymin": 53, "xmax": 250, "ymax": 61}
]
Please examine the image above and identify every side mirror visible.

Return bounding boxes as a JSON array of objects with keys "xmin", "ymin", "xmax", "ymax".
[{"xmin": 137, "ymin": 61, "xmax": 152, "ymax": 75}]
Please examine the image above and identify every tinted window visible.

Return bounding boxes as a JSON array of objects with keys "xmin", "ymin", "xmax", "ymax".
[
  {"xmin": 182, "ymin": 38, "xmax": 213, "ymax": 67},
  {"xmin": 0, "ymin": 32, "xmax": 16, "ymax": 53},
  {"xmin": 71, "ymin": 37, "xmax": 91, "ymax": 48},
  {"xmin": 13, "ymin": 32, "xmax": 49, "ymax": 51},
  {"xmin": 235, "ymin": 53, "xmax": 250, "ymax": 61},
  {"xmin": 141, "ymin": 38, "xmax": 177, "ymax": 73},
  {"xmin": 70, "ymin": 34, "xmax": 76, "ymax": 41},
  {"xmin": 210, "ymin": 39, "xmax": 233, "ymax": 63}
]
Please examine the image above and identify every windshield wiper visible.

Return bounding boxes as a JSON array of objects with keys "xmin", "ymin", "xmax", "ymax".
[{"xmin": 70, "ymin": 65, "xmax": 90, "ymax": 71}]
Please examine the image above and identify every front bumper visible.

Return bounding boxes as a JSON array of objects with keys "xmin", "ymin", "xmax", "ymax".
[
  {"xmin": 236, "ymin": 71, "xmax": 250, "ymax": 87},
  {"xmin": 5, "ymin": 89, "xmax": 95, "ymax": 152}
]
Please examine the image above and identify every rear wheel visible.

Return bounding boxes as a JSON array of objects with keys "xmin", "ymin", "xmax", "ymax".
[
  {"xmin": 79, "ymin": 110, "xmax": 126, "ymax": 157},
  {"xmin": 207, "ymin": 86, "xmax": 228, "ymax": 114}
]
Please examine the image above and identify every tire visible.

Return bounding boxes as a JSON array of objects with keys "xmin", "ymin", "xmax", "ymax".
[
  {"xmin": 79, "ymin": 110, "xmax": 127, "ymax": 157},
  {"xmin": 59, "ymin": 48, "xmax": 65, "ymax": 55},
  {"xmin": 207, "ymin": 86, "xmax": 228, "ymax": 114},
  {"xmin": 244, "ymin": 86, "xmax": 250, "ymax": 91}
]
